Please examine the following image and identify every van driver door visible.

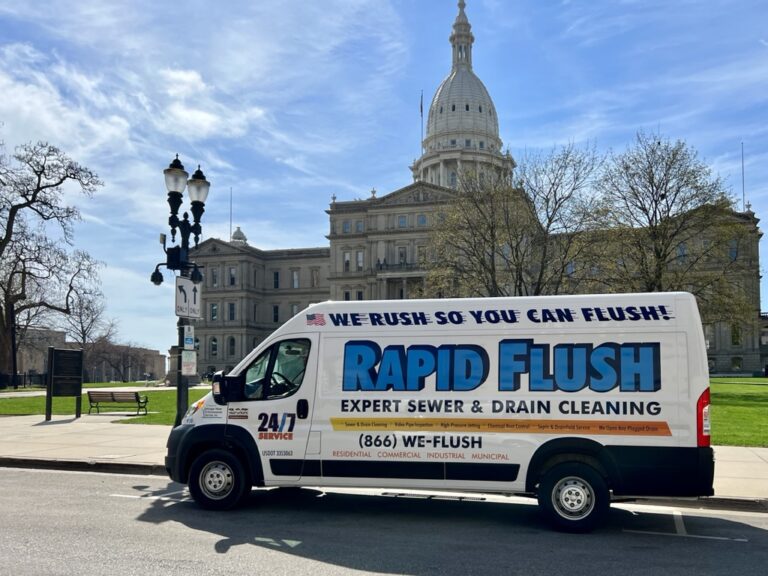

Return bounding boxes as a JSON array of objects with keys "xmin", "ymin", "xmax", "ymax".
[{"xmin": 226, "ymin": 334, "xmax": 318, "ymax": 483}]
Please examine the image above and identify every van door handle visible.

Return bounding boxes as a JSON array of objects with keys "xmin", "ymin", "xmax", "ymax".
[{"xmin": 297, "ymin": 399, "xmax": 309, "ymax": 419}]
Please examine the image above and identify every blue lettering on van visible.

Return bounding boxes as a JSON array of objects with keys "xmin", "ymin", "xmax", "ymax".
[
  {"xmin": 498, "ymin": 340, "xmax": 660, "ymax": 392},
  {"xmin": 343, "ymin": 341, "xmax": 488, "ymax": 391},
  {"xmin": 343, "ymin": 339, "xmax": 661, "ymax": 393}
]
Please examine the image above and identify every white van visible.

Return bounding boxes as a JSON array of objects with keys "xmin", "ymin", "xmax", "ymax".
[{"xmin": 166, "ymin": 292, "xmax": 714, "ymax": 532}]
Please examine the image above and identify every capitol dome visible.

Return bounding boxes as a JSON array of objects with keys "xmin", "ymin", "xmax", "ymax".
[{"xmin": 412, "ymin": 0, "xmax": 513, "ymax": 187}]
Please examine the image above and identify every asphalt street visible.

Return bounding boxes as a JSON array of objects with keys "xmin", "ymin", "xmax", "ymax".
[{"xmin": 1, "ymin": 468, "xmax": 767, "ymax": 576}]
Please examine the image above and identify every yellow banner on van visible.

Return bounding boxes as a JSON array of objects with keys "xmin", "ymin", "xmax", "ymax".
[{"xmin": 330, "ymin": 417, "xmax": 672, "ymax": 436}]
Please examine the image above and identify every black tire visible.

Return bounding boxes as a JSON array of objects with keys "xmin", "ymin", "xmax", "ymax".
[
  {"xmin": 188, "ymin": 449, "xmax": 250, "ymax": 510},
  {"xmin": 537, "ymin": 462, "xmax": 609, "ymax": 533}
]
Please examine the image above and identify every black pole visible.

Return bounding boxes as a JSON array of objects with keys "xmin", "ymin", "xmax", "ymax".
[
  {"xmin": 10, "ymin": 303, "xmax": 18, "ymax": 389},
  {"xmin": 174, "ymin": 315, "xmax": 189, "ymax": 427}
]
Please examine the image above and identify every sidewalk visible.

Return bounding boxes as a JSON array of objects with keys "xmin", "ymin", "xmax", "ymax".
[{"xmin": 0, "ymin": 412, "xmax": 766, "ymax": 511}]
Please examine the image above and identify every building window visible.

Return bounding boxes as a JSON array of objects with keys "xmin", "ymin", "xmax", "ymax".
[
  {"xmin": 450, "ymin": 139, "xmax": 456, "ymax": 147},
  {"xmin": 356, "ymin": 250, "xmax": 364, "ymax": 271},
  {"xmin": 398, "ymin": 215, "xmax": 407, "ymax": 228},
  {"xmin": 479, "ymin": 105, "xmax": 483, "ymax": 113},
  {"xmin": 228, "ymin": 337, "xmax": 236, "ymax": 357},
  {"xmin": 566, "ymin": 261, "xmax": 575, "ymax": 276},
  {"xmin": 291, "ymin": 303, "xmax": 299, "ymax": 316},
  {"xmin": 228, "ymin": 302, "xmax": 236, "ymax": 321},
  {"xmin": 465, "ymin": 104, "xmax": 469, "ymax": 111},
  {"xmin": 273, "ymin": 271, "xmax": 279, "ymax": 289},
  {"xmin": 729, "ymin": 239, "xmax": 739, "ymax": 261},
  {"xmin": 731, "ymin": 357, "xmax": 743, "ymax": 371},
  {"xmin": 210, "ymin": 337, "xmax": 218, "ymax": 358},
  {"xmin": 273, "ymin": 305, "xmax": 279, "ymax": 323},
  {"xmin": 211, "ymin": 268, "xmax": 219, "ymax": 288},
  {"xmin": 731, "ymin": 324, "xmax": 741, "ymax": 346},
  {"xmin": 342, "ymin": 220, "xmax": 351, "ymax": 233},
  {"xmin": 465, "ymin": 139, "xmax": 471, "ymax": 147},
  {"xmin": 311, "ymin": 268, "xmax": 320, "ymax": 288},
  {"xmin": 703, "ymin": 325, "xmax": 714, "ymax": 350},
  {"xmin": 343, "ymin": 251, "xmax": 351, "ymax": 272},
  {"xmin": 229, "ymin": 266, "xmax": 237, "ymax": 286},
  {"xmin": 292, "ymin": 270, "xmax": 300, "ymax": 289},
  {"xmin": 355, "ymin": 220, "xmax": 364, "ymax": 233},
  {"xmin": 356, "ymin": 290, "xmax": 364, "ymax": 301},
  {"xmin": 479, "ymin": 141, "xmax": 484, "ymax": 149},
  {"xmin": 451, "ymin": 104, "xmax": 455, "ymax": 112},
  {"xmin": 417, "ymin": 245, "xmax": 427, "ymax": 264},
  {"xmin": 398, "ymin": 246, "xmax": 407, "ymax": 265},
  {"xmin": 417, "ymin": 214, "xmax": 427, "ymax": 227},
  {"xmin": 676, "ymin": 243, "xmax": 687, "ymax": 264},
  {"xmin": 449, "ymin": 172, "xmax": 457, "ymax": 188},
  {"xmin": 344, "ymin": 291, "xmax": 351, "ymax": 301},
  {"xmin": 210, "ymin": 303, "xmax": 218, "ymax": 321}
]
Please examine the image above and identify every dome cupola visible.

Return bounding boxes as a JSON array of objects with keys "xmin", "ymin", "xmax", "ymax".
[{"xmin": 412, "ymin": 1, "xmax": 514, "ymax": 187}]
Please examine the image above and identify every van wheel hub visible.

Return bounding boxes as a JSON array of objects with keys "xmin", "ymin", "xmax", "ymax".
[
  {"xmin": 199, "ymin": 461, "xmax": 234, "ymax": 500},
  {"xmin": 553, "ymin": 476, "xmax": 594, "ymax": 518}
]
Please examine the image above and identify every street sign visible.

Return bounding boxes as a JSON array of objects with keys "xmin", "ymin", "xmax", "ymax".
[
  {"xmin": 181, "ymin": 350, "xmax": 197, "ymax": 376},
  {"xmin": 175, "ymin": 276, "xmax": 202, "ymax": 318},
  {"xmin": 183, "ymin": 325, "xmax": 195, "ymax": 350}
]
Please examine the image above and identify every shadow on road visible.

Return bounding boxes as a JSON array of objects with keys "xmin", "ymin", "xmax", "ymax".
[{"xmin": 132, "ymin": 482, "xmax": 768, "ymax": 575}]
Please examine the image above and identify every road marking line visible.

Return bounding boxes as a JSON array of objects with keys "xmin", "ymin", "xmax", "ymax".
[
  {"xmin": 623, "ymin": 529, "xmax": 748, "ymax": 542},
  {"xmin": 673, "ymin": 511, "xmax": 688, "ymax": 535},
  {"xmin": 110, "ymin": 492, "xmax": 188, "ymax": 502}
]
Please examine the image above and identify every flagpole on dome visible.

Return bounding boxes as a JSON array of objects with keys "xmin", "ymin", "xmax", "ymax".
[{"xmin": 420, "ymin": 89, "xmax": 424, "ymax": 156}]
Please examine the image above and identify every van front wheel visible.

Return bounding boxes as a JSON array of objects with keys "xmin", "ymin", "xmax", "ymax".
[
  {"xmin": 189, "ymin": 449, "xmax": 249, "ymax": 510},
  {"xmin": 538, "ymin": 462, "xmax": 609, "ymax": 532}
]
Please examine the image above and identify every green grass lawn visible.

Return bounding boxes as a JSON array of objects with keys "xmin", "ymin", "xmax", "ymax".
[
  {"xmin": 0, "ymin": 379, "xmax": 765, "ymax": 446},
  {"xmin": 710, "ymin": 378, "xmax": 768, "ymax": 447},
  {"xmin": 0, "ymin": 388, "xmax": 209, "ymax": 426},
  {"xmin": 0, "ymin": 381, "xmax": 161, "ymax": 394}
]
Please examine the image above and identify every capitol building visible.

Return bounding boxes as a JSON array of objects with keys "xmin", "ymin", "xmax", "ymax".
[{"xmin": 189, "ymin": 1, "xmax": 763, "ymax": 377}]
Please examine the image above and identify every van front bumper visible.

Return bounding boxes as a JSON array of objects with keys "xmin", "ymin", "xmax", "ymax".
[{"xmin": 165, "ymin": 424, "xmax": 195, "ymax": 483}]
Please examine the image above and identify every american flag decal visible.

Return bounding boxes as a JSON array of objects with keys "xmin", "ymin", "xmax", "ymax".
[{"xmin": 306, "ymin": 313, "xmax": 326, "ymax": 326}]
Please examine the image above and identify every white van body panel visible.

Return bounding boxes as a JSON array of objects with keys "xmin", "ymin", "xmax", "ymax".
[{"xmin": 169, "ymin": 292, "xmax": 714, "ymax": 524}]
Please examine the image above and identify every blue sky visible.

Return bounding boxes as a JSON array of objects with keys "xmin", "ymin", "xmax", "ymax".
[{"xmin": 0, "ymin": 0, "xmax": 766, "ymax": 357}]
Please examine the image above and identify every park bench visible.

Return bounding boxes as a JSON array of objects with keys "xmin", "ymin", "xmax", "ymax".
[{"xmin": 87, "ymin": 390, "xmax": 149, "ymax": 415}]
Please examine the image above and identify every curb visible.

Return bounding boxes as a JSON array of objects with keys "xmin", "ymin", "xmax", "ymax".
[
  {"xmin": 635, "ymin": 496, "xmax": 768, "ymax": 514},
  {"xmin": 0, "ymin": 457, "xmax": 167, "ymax": 477}
]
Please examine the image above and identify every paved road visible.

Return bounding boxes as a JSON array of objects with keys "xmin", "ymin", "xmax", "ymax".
[{"xmin": 1, "ymin": 468, "xmax": 767, "ymax": 576}]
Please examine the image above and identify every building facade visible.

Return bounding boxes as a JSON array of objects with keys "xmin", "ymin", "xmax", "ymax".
[
  {"xmin": 191, "ymin": 228, "xmax": 330, "ymax": 376},
  {"xmin": 190, "ymin": 1, "xmax": 763, "ymax": 375}
]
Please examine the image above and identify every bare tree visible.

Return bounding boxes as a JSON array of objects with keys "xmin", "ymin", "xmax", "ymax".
[
  {"xmin": 426, "ymin": 143, "xmax": 602, "ymax": 297},
  {"xmin": 0, "ymin": 140, "xmax": 102, "ymax": 381},
  {"xmin": 594, "ymin": 130, "xmax": 756, "ymax": 323}
]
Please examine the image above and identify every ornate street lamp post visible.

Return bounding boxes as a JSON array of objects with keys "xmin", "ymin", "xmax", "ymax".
[{"xmin": 151, "ymin": 155, "xmax": 210, "ymax": 426}]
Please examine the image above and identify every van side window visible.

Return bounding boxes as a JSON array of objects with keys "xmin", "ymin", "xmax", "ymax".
[{"xmin": 243, "ymin": 339, "xmax": 311, "ymax": 401}]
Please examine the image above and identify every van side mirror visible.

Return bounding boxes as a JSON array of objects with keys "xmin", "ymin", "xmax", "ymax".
[{"xmin": 212, "ymin": 371, "xmax": 244, "ymax": 405}]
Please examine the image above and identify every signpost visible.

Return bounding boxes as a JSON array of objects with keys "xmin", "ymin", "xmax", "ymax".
[{"xmin": 175, "ymin": 276, "xmax": 201, "ymax": 318}]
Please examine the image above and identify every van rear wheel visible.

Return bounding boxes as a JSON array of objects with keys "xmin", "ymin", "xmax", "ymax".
[
  {"xmin": 538, "ymin": 462, "xmax": 609, "ymax": 532},
  {"xmin": 189, "ymin": 449, "xmax": 249, "ymax": 510}
]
